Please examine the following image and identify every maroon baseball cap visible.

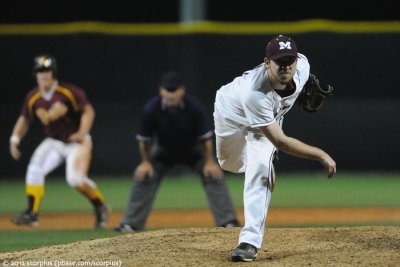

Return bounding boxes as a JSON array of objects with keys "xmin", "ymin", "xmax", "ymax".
[{"xmin": 266, "ymin": 35, "xmax": 298, "ymax": 60}]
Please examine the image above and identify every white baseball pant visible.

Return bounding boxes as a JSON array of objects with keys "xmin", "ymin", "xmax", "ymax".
[
  {"xmin": 214, "ymin": 109, "xmax": 277, "ymax": 249},
  {"xmin": 26, "ymin": 137, "xmax": 96, "ymax": 188}
]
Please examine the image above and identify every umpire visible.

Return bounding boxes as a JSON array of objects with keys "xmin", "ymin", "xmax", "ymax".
[{"xmin": 115, "ymin": 71, "xmax": 239, "ymax": 232}]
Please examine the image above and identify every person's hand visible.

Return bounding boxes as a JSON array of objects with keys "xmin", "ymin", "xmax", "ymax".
[
  {"xmin": 319, "ymin": 153, "xmax": 336, "ymax": 178},
  {"xmin": 35, "ymin": 108, "xmax": 50, "ymax": 125},
  {"xmin": 203, "ymin": 161, "xmax": 224, "ymax": 181},
  {"xmin": 48, "ymin": 102, "xmax": 68, "ymax": 121},
  {"xmin": 10, "ymin": 142, "xmax": 21, "ymax": 160},
  {"xmin": 68, "ymin": 132, "xmax": 86, "ymax": 143},
  {"xmin": 133, "ymin": 161, "xmax": 154, "ymax": 182},
  {"xmin": 35, "ymin": 102, "xmax": 68, "ymax": 125}
]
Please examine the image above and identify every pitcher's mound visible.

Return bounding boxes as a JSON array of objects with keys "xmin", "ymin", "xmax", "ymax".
[{"xmin": 1, "ymin": 226, "xmax": 399, "ymax": 266}]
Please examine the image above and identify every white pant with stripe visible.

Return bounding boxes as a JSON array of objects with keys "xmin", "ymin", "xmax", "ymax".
[{"xmin": 214, "ymin": 109, "xmax": 276, "ymax": 249}]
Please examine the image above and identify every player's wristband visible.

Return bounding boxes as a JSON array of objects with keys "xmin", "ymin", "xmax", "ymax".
[{"xmin": 10, "ymin": 135, "xmax": 20, "ymax": 145}]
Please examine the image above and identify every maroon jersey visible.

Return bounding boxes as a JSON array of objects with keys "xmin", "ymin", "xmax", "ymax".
[{"xmin": 21, "ymin": 82, "xmax": 90, "ymax": 142}]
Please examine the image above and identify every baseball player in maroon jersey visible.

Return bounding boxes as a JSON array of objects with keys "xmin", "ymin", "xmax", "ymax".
[{"xmin": 9, "ymin": 54, "xmax": 109, "ymax": 228}]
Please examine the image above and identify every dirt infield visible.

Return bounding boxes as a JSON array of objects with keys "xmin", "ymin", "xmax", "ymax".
[
  {"xmin": 1, "ymin": 208, "xmax": 400, "ymax": 265},
  {"xmin": 1, "ymin": 226, "xmax": 400, "ymax": 266},
  {"xmin": 1, "ymin": 207, "xmax": 400, "ymax": 230}
]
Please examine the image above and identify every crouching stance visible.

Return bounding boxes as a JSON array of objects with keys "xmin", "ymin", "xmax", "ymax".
[{"xmin": 9, "ymin": 54, "xmax": 109, "ymax": 229}]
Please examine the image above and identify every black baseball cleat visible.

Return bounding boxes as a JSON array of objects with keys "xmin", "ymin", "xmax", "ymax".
[
  {"xmin": 11, "ymin": 210, "xmax": 39, "ymax": 226},
  {"xmin": 94, "ymin": 204, "xmax": 110, "ymax": 229},
  {"xmin": 222, "ymin": 219, "xmax": 241, "ymax": 228},
  {"xmin": 114, "ymin": 223, "xmax": 136, "ymax": 233},
  {"xmin": 231, "ymin": 242, "xmax": 258, "ymax": 262}
]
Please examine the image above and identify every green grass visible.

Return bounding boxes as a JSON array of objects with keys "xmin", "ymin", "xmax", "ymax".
[
  {"xmin": 270, "ymin": 172, "xmax": 400, "ymax": 207},
  {"xmin": 0, "ymin": 172, "xmax": 399, "ymax": 253},
  {"xmin": 1, "ymin": 172, "xmax": 400, "ymax": 213},
  {"xmin": 0, "ymin": 174, "xmax": 243, "ymax": 213},
  {"xmin": 0, "ymin": 230, "xmax": 120, "ymax": 253}
]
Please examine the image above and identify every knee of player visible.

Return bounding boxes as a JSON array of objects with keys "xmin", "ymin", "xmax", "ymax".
[
  {"xmin": 66, "ymin": 173, "xmax": 85, "ymax": 187},
  {"xmin": 219, "ymin": 159, "xmax": 243, "ymax": 173},
  {"xmin": 26, "ymin": 165, "xmax": 45, "ymax": 184},
  {"xmin": 218, "ymin": 159, "xmax": 231, "ymax": 171},
  {"xmin": 66, "ymin": 173, "xmax": 96, "ymax": 188}
]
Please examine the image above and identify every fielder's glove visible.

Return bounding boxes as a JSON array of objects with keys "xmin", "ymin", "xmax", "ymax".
[{"xmin": 298, "ymin": 73, "xmax": 333, "ymax": 113}]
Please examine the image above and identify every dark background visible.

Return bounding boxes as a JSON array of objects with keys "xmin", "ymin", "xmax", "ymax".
[
  {"xmin": 0, "ymin": 1, "xmax": 398, "ymax": 23},
  {"xmin": 1, "ymin": 1, "xmax": 399, "ymax": 177}
]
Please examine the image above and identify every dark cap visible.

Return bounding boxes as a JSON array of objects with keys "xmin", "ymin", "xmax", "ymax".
[
  {"xmin": 33, "ymin": 54, "xmax": 57, "ymax": 72},
  {"xmin": 266, "ymin": 35, "xmax": 298, "ymax": 60},
  {"xmin": 33, "ymin": 54, "xmax": 58, "ymax": 78},
  {"xmin": 159, "ymin": 71, "xmax": 184, "ymax": 92}
]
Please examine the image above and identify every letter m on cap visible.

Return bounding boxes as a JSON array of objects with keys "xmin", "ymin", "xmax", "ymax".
[{"xmin": 279, "ymin": 41, "xmax": 292, "ymax": 50}]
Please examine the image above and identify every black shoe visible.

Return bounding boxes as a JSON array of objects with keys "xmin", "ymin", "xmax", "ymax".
[
  {"xmin": 231, "ymin": 242, "xmax": 258, "ymax": 262},
  {"xmin": 114, "ymin": 223, "xmax": 136, "ymax": 233},
  {"xmin": 222, "ymin": 219, "xmax": 241, "ymax": 228},
  {"xmin": 95, "ymin": 204, "xmax": 110, "ymax": 229},
  {"xmin": 11, "ymin": 210, "xmax": 39, "ymax": 226}
]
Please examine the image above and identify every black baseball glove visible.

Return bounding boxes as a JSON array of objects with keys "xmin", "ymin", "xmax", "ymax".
[{"xmin": 298, "ymin": 73, "xmax": 333, "ymax": 113}]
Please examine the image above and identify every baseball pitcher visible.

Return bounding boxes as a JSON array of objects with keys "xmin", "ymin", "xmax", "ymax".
[{"xmin": 213, "ymin": 35, "xmax": 336, "ymax": 262}]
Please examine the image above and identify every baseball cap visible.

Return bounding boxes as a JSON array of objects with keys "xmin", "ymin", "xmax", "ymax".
[
  {"xmin": 266, "ymin": 35, "xmax": 298, "ymax": 60},
  {"xmin": 159, "ymin": 71, "xmax": 184, "ymax": 92},
  {"xmin": 32, "ymin": 54, "xmax": 58, "ymax": 78},
  {"xmin": 33, "ymin": 54, "xmax": 57, "ymax": 72}
]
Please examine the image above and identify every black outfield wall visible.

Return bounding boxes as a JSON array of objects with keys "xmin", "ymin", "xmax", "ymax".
[{"xmin": 1, "ymin": 32, "xmax": 399, "ymax": 176}]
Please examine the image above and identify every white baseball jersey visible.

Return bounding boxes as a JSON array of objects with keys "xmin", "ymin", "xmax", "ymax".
[
  {"xmin": 213, "ymin": 53, "xmax": 310, "ymax": 248},
  {"xmin": 215, "ymin": 53, "xmax": 310, "ymax": 128}
]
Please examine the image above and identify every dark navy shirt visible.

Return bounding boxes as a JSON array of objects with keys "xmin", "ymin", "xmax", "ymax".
[{"xmin": 136, "ymin": 94, "xmax": 213, "ymax": 156}]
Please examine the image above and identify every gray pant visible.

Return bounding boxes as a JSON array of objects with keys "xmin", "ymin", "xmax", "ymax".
[{"xmin": 121, "ymin": 148, "xmax": 239, "ymax": 230}]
